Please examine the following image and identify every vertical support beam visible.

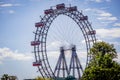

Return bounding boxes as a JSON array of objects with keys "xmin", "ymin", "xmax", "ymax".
[
  {"xmin": 69, "ymin": 45, "xmax": 83, "ymax": 79},
  {"xmin": 54, "ymin": 47, "xmax": 69, "ymax": 78}
]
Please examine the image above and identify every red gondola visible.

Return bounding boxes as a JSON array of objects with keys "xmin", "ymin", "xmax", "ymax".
[
  {"xmin": 44, "ymin": 9, "xmax": 54, "ymax": 15},
  {"xmin": 56, "ymin": 3, "xmax": 65, "ymax": 9},
  {"xmin": 31, "ymin": 41, "xmax": 40, "ymax": 46},
  {"xmin": 35, "ymin": 22, "xmax": 44, "ymax": 27},
  {"xmin": 68, "ymin": 6, "xmax": 77, "ymax": 11},
  {"xmin": 33, "ymin": 61, "xmax": 42, "ymax": 66}
]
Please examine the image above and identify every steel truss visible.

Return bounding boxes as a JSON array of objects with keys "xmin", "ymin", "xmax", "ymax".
[
  {"xmin": 54, "ymin": 47, "xmax": 69, "ymax": 78},
  {"xmin": 31, "ymin": 3, "xmax": 96, "ymax": 79},
  {"xmin": 69, "ymin": 45, "xmax": 83, "ymax": 79}
]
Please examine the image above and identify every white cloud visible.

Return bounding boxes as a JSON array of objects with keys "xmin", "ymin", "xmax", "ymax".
[
  {"xmin": 99, "ymin": 12, "xmax": 112, "ymax": 17},
  {"xmin": 0, "ymin": 47, "xmax": 33, "ymax": 64},
  {"xmin": 85, "ymin": 8, "xmax": 105, "ymax": 14},
  {"xmin": 95, "ymin": 9, "xmax": 117, "ymax": 21},
  {"xmin": 96, "ymin": 39, "xmax": 103, "ymax": 42},
  {"xmin": 97, "ymin": 16, "xmax": 117, "ymax": 21},
  {"xmin": 81, "ymin": 40, "xmax": 85, "ymax": 44},
  {"xmin": 0, "ymin": 3, "xmax": 13, "ymax": 7},
  {"xmin": 87, "ymin": 0, "xmax": 111, "ymax": 3},
  {"xmin": 0, "ymin": 3, "xmax": 20, "ymax": 7},
  {"xmin": 114, "ymin": 53, "xmax": 120, "ymax": 63},
  {"xmin": 94, "ymin": 0, "xmax": 102, "ymax": 3},
  {"xmin": 0, "ymin": 3, "xmax": 20, "ymax": 14},
  {"xmin": 46, "ymin": 41, "xmax": 75, "ymax": 51},
  {"xmin": 47, "ymin": 51, "xmax": 59, "ymax": 58},
  {"xmin": 113, "ymin": 22, "xmax": 120, "ymax": 27},
  {"xmin": 96, "ymin": 28, "xmax": 120, "ymax": 38},
  {"xmin": 0, "ymin": 10, "xmax": 15, "ymax": 14},
  {"xmin": 84, "ymin": 8, "xmax": 117, "ymax": 20},
  {"xmin": 84, "ymin": 8, "xmax": 118, "ymax": 27}
]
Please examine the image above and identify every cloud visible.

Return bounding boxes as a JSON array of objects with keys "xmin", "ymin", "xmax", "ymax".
[
  {"xmin": 114, "ymin": 53, "xmax": 120, "ymax": 63},
  {"xmin": 97, "ymin": 16, "xmax": 117, "ymax": 21},
  {"xmin": 84, "ymin": 8, "xmax": 117, "ymax": 21},
  {"xmin": 113, "ymin": 22, "xmax": 120, "ymax": 27},
  {"xmin": 0, "ymin": 3, "xmax": 20, "ymax": 14},
  {"xmin": 87, "ymin": 0, "xmax": 111, "ymax": 3},
  {"xmin": 0, "ymin": 3, "xmax": 13, "ymax": 7},
  {"xmin": 46, "ymin": 41, "xmax": 75, "ymax": 51},
  {"xmin": 81, "ymin": 40, "xmax": 85, "ymax": 44},
  {"xmin": 95, "ymin": 9, "xmax": 117, "ymax": 21},
  {"xmin": 0, "ymin": 10, "xmax": 15, "ymax": 14},
  {"xmin": 0, "ymin": 3, "xmax": 21, "ymax": 7},
  {"xmin": 91, "ymin": 0, "xmax": 102, "ymax": 3},
  {"xmin": 84, "ymin": 8, "xmax": 118, "ymax": 27},
  {"xmin": 0, "ymin": 47, "xmax": 33, "ymax": 64},
  {"xmin": 99, "ymin": 12, "xmax": 112, "ymax": 17},
  {"xmin": 96, "ymin": 28, "xmax": 120, "ymax": 38}
]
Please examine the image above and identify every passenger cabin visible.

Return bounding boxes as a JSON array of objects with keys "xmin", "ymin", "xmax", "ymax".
[
  {"xmin": 33, "ymin": 61, "xmax": 42, "ymax": 66},
  {"xmin": 56, "ymin": 3, "xmax": 65, "ymax": 9},
  {"xmin": 87, "ymin": 30, "xmax": 96, "ymax": 35},
  {"xmin": 31, "ymin": 41, "xmax": 40, "ymax": 46},
  {"xmin": 68, "ymin": 6, "xmax": 77, "ymax": 12},
  {"xmin": 80, "ymin": 16, "xmax": 88, "ymax": 20},
  {"xmin": 35, "ymin": 22, "xmax": 44, "ymax": 27},
  {"xmin": 44, "ymin": 9, "xmax": 54, "ymax": 15}
]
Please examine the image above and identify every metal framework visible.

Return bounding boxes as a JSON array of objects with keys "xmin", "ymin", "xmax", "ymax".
[
  {"xmin": 54, "ymin": 47, "xmax": 69, "ymax": 78},
  {"xmin": 69, "ymin": 45, "xmax": 83, "ymax": 79},
  {"xmin": 31, "ymin": 3, "xmax": 96, "ymax": 79}
]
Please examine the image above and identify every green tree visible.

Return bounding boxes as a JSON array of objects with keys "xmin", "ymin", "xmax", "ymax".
[
  {"xmin": 1, "ymin": 74, "xmax": 18, "ymax": 80},
  {"xmin": 1, "ymin": 74, "xmax": 9, "ymax": 80},
  {"xmin": 90, "ymin": 41, "xmax": 117, "ymax": 59},
  {"xmin": 81, "ymin": 41, "xmax": 120, "ymax": 80},
  {"xmin": 35, "ymin": 76, "xmax": 53, "ymax": 80},
  {"xmin": 35, "ymin": 76, "xmax": 44, "ymax": 80}
]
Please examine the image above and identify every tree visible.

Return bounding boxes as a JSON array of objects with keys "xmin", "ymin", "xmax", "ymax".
[
  {"xmin": 9, "ymin": 76, "xmax": 18, "ymax": 80},
  {"xmin": 81, "ymin": 41, "xmax": 120, "ymax": 80},
  {"xmin": 1, "ymin": 74, "xmax": 9, "ymax": 80},
  {"xmin": 35, "ymin": 76, "xmax": 44, "ymax": 80},
  {"xmin": 1, "ymin": 74, "xmax": 18, "ymax": 80},
  {"xmin": 90, "ymin": 41, "xmax": 117, "ymax": 59},
  {"xmin": 35, "ymin": 76, "xmax": 53, "ymax": 80}
]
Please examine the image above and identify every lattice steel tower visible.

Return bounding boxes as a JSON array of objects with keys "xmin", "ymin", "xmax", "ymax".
[
  {"xmin": 54, "ymin": 47, "xmax": 69, "ymax": 78},
  {"xmin": 69, "ymin": 45, "xmax": 83, "ymax": 79}
]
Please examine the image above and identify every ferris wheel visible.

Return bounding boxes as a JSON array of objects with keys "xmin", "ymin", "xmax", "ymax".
[{"xmin": 31, "ymin": 3, "xmax": 96, "ymax": 79}]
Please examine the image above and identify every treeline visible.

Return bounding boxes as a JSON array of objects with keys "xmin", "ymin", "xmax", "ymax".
[{"xmin": 1, "ymin": 74, "xmax": 17, "ymax": 80}]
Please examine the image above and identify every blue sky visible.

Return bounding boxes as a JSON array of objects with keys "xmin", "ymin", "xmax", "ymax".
[{"xmin": 0, "ymin": 0, "xmax": 120, "ymax": 79}]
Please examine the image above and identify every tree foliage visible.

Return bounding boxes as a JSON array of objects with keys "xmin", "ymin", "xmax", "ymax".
[
  {"xmin": 81, "ymin": 41, "xmax": 120, "ymax": 80},
  {"xmin": 1, "ymin": 74, "xmax": 9, "ymax": 80},
  {"xmin": 90, "ymin": 41, "xmax": 117, "ymax": 58},
  {"xmin": 35, "ymin": 76, "xmax": 53, "ymax": 80},
  {"xmin": 1, "ymin": 74, "xmax": 18, "ymax": 80}
]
